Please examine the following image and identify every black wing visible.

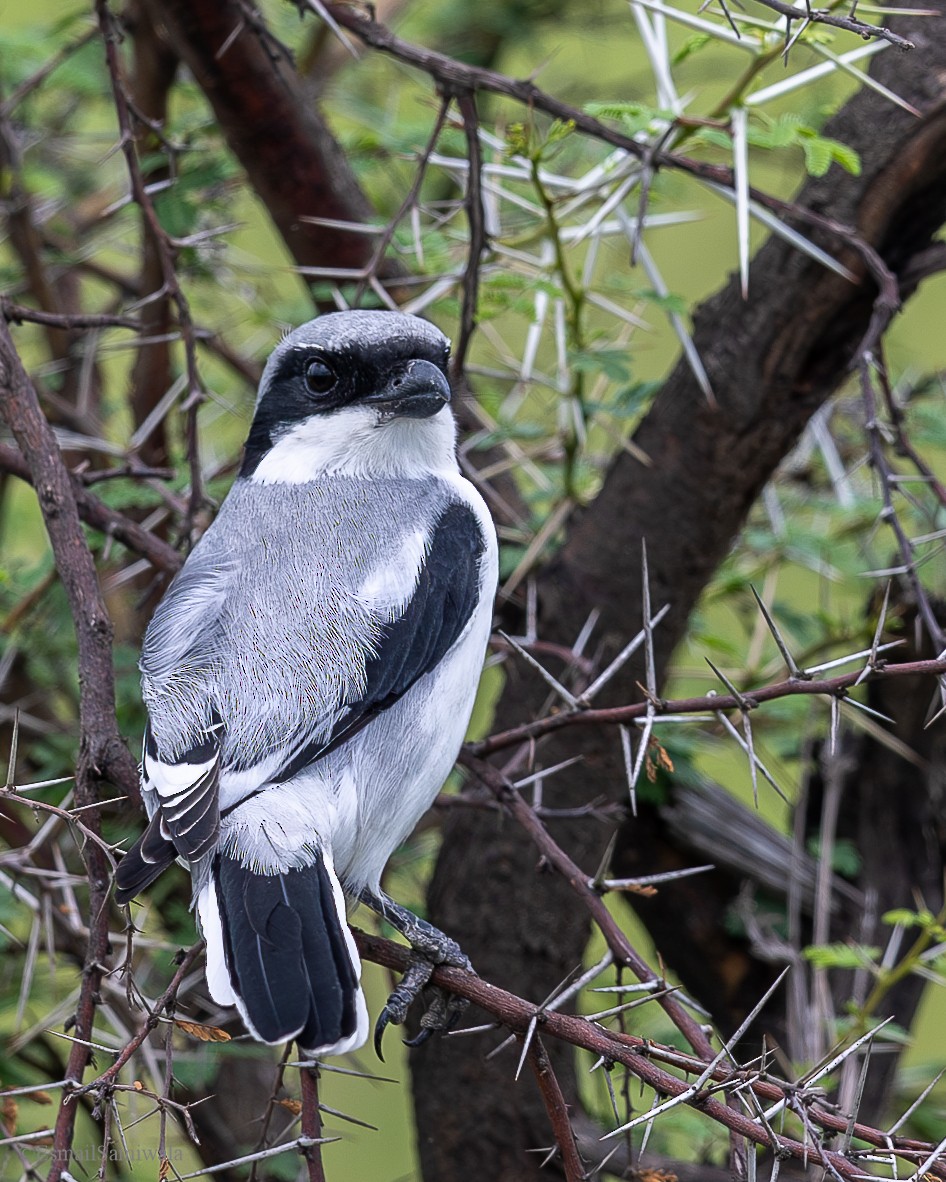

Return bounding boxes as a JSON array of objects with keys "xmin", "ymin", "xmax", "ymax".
[
  {"xmin": 268, "ymin": 501, "xmax": 487, "ymax": 786},
  {"xmin": 115, "ymin": 719, "xmax": 222, "ymax": 904}
]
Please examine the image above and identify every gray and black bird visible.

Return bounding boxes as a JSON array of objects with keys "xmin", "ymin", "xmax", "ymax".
[{"xmin": 115, "ymin": 310, "xmax": 498, "ymax": 1056}]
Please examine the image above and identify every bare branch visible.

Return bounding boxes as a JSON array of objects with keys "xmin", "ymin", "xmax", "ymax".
[{"xmin": 748, "ymin": 0, "xmax": 915, "ymax": 50}]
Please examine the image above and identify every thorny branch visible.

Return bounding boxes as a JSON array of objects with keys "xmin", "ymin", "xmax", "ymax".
[
  {"xmin": 355, "ymin": 931, "xmax": 946, "ymax": 1179},
  {"xmin": 75, "ymin": 942, "xmax": 205, "ymax": 1096},
  {"xmin": 747, "ymin": 0, "xmax": 915, "ymax": 50},
  {"xmin": 470, "ymin": 656, "xmax": 946, "ymax": 756},
  {"xmin": 321, "ymin": 0, "xmax": 914, "ymax": 286},
  {"xmin": 4, "ymin": 3, "xmax": 946, "ymax": 1179},
  {"xmin": 0, "ymin": 318, "xmax": 139, "ymax": 1182},
  {"xmin": 300, "ymin": 1064, "xmax": 328, "ymax": 1182},
  {"xmin": 461, "ymin": 751, "xmax": 716, "ymax": 1061}
]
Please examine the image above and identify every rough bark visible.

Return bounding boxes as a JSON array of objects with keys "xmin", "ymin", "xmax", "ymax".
[{"xmin": 414, "ymin": 17, "xmax": 946, "ymax": 1178}]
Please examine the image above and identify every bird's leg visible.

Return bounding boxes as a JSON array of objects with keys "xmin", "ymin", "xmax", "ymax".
[{"xmin": 358, "ymin": 888, "xmax": 473, "ymax": 1057}]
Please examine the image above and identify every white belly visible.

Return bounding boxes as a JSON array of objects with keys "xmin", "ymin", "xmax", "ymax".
[{"xmin": 214, "ymin": 586, "xmax": 493, "ymax": 891}]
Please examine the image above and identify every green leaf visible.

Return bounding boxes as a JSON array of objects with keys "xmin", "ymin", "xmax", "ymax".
[
  {"xmin": 631, "ymin": 289, "xmax": 688, "ymax": 315},
  {"xmin": 672, "ymin": 33, "xmax": 712, "ymax": 64},
  {"xmin": 568, "ymin": 347, "xmax": 632, "ymax": 383},
  {"xmin": 584, "ymin": 100, "xmax": 673, "ymax": 137},
  {"xmin": 825, "ymin": 140, "xmax": 861, "ymax": 176},
  {"xmin": 804, "ymin": 942, "xmax": 880, "ymax": 970},
  {"xmin": 883, "ymin": 908, "xmax": 923, "ymax": 928},
  {"xmin": 801, "ymin": 136, "xmax": 834, "ymax": 177},
  {"xmin": 807, "ymin": 837, "xmax": 862, "ymax": 878}
]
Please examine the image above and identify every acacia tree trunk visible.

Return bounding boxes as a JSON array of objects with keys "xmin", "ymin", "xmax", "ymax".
[{"xmin": 414, "ymin": 19, "xmax": 946, "ymax": 1178}]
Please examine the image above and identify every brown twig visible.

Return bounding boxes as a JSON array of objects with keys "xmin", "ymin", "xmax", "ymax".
[
  {"xmin": 247, "ymin": 1044, "xmax": 295, "ymax": 1182},
  {"xmin": 749, "ymin": 0, "xmax": 915, "ymax": 50},
  {"xmin": 0, "ymin": 26, "xmax": 100, "ymax": 115},
  {"xmin": 350, "ymin": 93, "xmax": 452, "ymax": 306},
  {"xmin": 451, "ymin": 90, "xmax": 487, "ymax": 379},
  {"xmin": 0, "ymin": 298, "xmax": 142, "ymax": 332},
  {"xmin": 861, "ymin": 354, "xmax": 946, "ymax": 652},
  {"xmin": 354, "ymin": 930, "xmax": 946, "ymax": 1179},
  {"xmin": 0, "ymin": 318, "xmax": 141, "ymax": 1182},
  {"xmin": 0, "ymin": 442, "xmax": 182, "ymax": 575},
  {"xmin": 469, "ymin": 656, "xmax": 946, "ymax": 756},
  {"xmin": 299, "ymin": 1063, "xmax": 327, "ymax": 1182},
  {"xmin": 526, "ymin": 1035, "xmax": 587, "ymax": 1181}
]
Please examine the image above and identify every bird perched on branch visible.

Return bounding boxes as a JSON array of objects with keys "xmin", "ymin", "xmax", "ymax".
[{"xmin": 115, "ymin": 310, "xmax": 498, "ymax": 1057}]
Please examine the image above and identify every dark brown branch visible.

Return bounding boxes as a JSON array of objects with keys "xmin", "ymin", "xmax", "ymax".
[
  {"xmin": 750, "ymin": 0, "xmax": 915, "ymax": 49},
  {"xmin": 354, "ymin": 931, "xmax": 946, "ymax": 1179},
  {"xmin": 470, "ymin": 656, "xmax": 946, "ymax": 756},
  {"xmin": 0, "ymin": 443, "xmax": 183, "ymax": 574},
  {"xmin": 461, "ymin": 751, "xmax": 716, "ymax": 1061},
  {"xmin": 525, "ymin": 1036, "xmax": 587, "ymax": 1182},
  {"xmin": 0, "ymin": 318, "xmax": 141, "ymax": 1181}
]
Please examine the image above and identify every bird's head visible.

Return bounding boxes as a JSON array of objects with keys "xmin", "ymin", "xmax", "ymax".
[{"xmin": 241, "ymin": 311, "xmax": 457, "ymax": 482}]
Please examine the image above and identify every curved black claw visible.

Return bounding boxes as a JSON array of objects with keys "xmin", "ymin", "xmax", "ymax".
[
  {"xmin": 374, "ymin": 1007, "xmax": 393, "ymax": 1061},
  {"xmin": 403, "ymin": 1026, "xmax": 436, "ymax": 1049},
  {"xmin": 372, "ymin": 958, "xmax": 434, "ymax": 1060},
  {"xmin": 359, "ymin": 891, "xmax": 478, "ymax": 1055}
]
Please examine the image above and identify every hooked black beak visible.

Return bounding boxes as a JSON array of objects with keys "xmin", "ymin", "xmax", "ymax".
[{"xmin": 364, "ymin": 359, "xmax": 452, "ymax": 420}]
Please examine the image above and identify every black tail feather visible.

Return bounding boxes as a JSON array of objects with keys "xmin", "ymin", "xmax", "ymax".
[
  {"xmin": 215, "ymin": 852, "xmax": 360, "ymax": 1050},
  {"xmin": 114, "ymin": 814, "xmax": 176, "ymax": 904}
]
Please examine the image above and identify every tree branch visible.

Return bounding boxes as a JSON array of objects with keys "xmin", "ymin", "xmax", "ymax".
[
  {"xmin": 0, "ymin": 318, "xmax": 140, "ymax": 1181},
  {"xmin": 0, "ymin": 443, "xmax": 183, "ymax": 574},
  {"xmin": 469, "ymin": 656, "xmax": 946, "ymax": 755},
  {"xmin": 750, "ymin": 0, "xmax": 915, "ymax": 50},
  {"xmin": 355, "ymin": 930, "xmax": 946, "ymax": 1179}
]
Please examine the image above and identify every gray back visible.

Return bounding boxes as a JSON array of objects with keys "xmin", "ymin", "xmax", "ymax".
[{"xmin": 141, "ymin": 475, "xmax": 454, "ymax": 769}]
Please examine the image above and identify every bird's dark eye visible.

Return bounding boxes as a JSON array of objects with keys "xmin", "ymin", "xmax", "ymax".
[{"xmin": 304, "ymin": 359, "xmax": 336, "ymax": 396}]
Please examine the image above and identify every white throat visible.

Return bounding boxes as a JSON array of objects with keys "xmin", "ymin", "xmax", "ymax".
[{"xmin": 250, "ymin": 405, "xmax": 460, "ymax": 483}]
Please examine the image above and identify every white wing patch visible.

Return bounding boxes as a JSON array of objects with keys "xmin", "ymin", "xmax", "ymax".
[
  {"xmin": 145, "ymin": 750, "xmax": 218, "ymax": 797},
  {"xmin": 357, "ymin": 529, "xmax": 427, "ymax": 613}
]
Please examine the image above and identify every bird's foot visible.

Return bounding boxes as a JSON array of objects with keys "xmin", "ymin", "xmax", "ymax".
[{"xmin": 359, "ymin": 889, "xmax": 474, "ymax": 1059}]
